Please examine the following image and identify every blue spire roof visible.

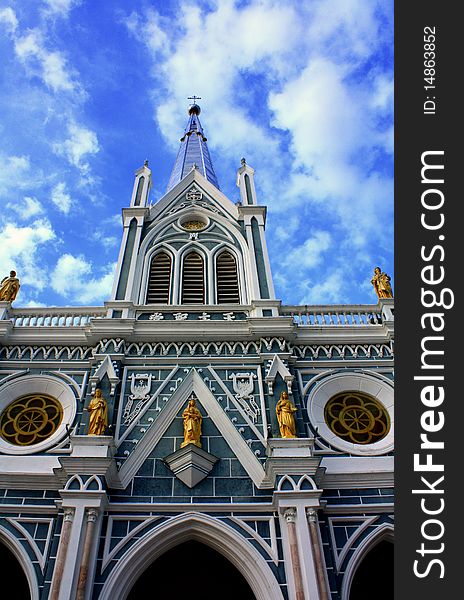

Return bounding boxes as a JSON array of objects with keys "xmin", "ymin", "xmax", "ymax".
[{"xmin": 166, "ymin": 103, "xmax": 220, "ymax": 192}]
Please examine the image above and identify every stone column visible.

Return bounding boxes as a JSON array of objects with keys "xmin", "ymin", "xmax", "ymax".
[
  {"xmin": 49, "ymin": 508, "xmax": 74, "ymax": 600},
  {"xmin": 306, "ymin": 508, "xmax": 330, "ymax": 600},
  {"xmin": 284, "ymin": 508, "xmax": 305, "ymax": 600},
  {"xmin": 75, "ymin": 508, "xmax": 99, "ymax": 600}
]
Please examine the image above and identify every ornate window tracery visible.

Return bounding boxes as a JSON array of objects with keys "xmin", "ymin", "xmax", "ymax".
[
  {"xmin": 324, "ymin": 391, "xmax": 390, "ymax": 444},
  {"xmin": 0, "ymin": 393, "xmax": 63, "ymax": 446}
]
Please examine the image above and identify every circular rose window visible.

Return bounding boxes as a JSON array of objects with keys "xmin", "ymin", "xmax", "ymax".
[
  {"xmin": 0, "ymin": 393, "xmax": 63, "ymax": 446},
  {"xmin": 324, "ymin": 391, "xmax": 390, "ymax": 445}
]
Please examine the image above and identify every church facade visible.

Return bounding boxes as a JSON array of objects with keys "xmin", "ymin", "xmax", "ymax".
[{"xmin": 0, "ymin": 104, "xmax": 394, "ymax": 599}]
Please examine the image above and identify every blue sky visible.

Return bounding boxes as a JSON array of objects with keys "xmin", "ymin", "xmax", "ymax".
[{"xmin": 0, "ymin": 0, "xmax": 393, "ymax": 308}]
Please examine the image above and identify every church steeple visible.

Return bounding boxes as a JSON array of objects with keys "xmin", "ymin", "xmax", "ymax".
[{"xmin": 166, "ymin": 101, "xmax": 220, "ymax": 192}]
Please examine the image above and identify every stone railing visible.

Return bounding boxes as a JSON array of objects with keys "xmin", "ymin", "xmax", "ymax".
[
  {"xmin": 8, "ymin": 306, "xmax": 107, "ymax": 327},
  {"xmin": 280, "ymin": 305, "xmax": 384, "ymax": 326},
  {"xmin": 3, "ymin": 303, "xmax": 392, "ymax": 328}
]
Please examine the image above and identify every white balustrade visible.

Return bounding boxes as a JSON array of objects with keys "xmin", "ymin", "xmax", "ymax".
[
  {"xmin": 281, "ymin": 305, "xmax": 383, "ymax": 326},
  {"xmin": 9, "ymin": 307, "xmax": 107, "ymax": 327}
]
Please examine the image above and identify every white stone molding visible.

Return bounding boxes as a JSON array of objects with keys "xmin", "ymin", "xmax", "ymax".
[
  {"xmin": 115, "ymin": 366, "xmax": 178, "ymax": 446},
  {"xmin": 123, "ymin": 373, "xmax": 154, "ymax": 425},
  {"xmin": 326, "ymin": 515, "xmax": 378, "ymax": 573},
  {"xmin": 98, "ymin": 512, "xmax": 284, "ymax": 600},
  {"xmin": 116, "ymin": 369, "xmax": 268, "ymax": 489},
  {"xmin": 134, "ymin": 175, "xmax": 255, "ymax": 303},
  {"xmin": 5, "ymin": 517, "xmax": 54, "ymax": 572},
  {"xmin": 236, "ymin": 159, "xmax": 257, "ymax": 205},
  {"xmin": 89, "ymin": 355, "xmax": 120, "ymax": 396},
  {"xmin": 319, "ymin": 456, "xmax": 394, "ymax": 488},
  {"xmin": 265, "ymin": 440, "xmax": 319, "ymax": 486},
  {"xmin": 56, "ymin": 492, "xmax": 107, "ymax": 600},
  {"xmin": 137, "ymin": 214, "xmax": 250, "ymax": 306},
  {"xmin": 278, "ymin": 504, "xmax": 322, "ymax": 600},
  {"xmin": 340, "ymin": 523, "xmax": 394, "ymax": 600},
  {"xmin": 102, "ymin": 516, "xmax": 162, "ymax": 571},
  {"xmin": 228, "ymin": 516, "xmax": 279, "ymax": 565},
  {"xmin": 0, "ymin": 374, "xmax": 78, "ymax": 455},
  {"xmin": 206, "ymin": 366, "xmax": 264, "ymax": 441},
  {"xmin": 292, "ymin": 342, "xmax": 394, "ymax": 360},
  {"xmin": 307, "ymin": 372, "xmax": 394, "ymax": 455},
  {"xmin": 130, "ymin": 163, "xmax": 151, "ymax": 208},
  {"xmin": 229, "ymin": 371, "xmax": 259, "ymax": 422},
  {"xmin": 0, "ymin": 524, "xmax": 40, "ymax": 600},
  {"xmin": 265, "ymin": 354, "xmax": 294, "ymax": 395},
  {"xmin": 149, "ymin": 169, "xmax": 239, "ymax": 224}
]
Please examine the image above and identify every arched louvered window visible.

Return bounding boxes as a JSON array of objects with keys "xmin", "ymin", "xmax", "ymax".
[
  {"xmin": 216, "ymin": 251, "xmax": 240, "ymax": 304},
  {"xmin": 146, "ymin": 252, "xmax": 171, "ymax": 304},
  {"xmin": 182, "ymin": 252, "xmax": 205, "ymax": 304}
]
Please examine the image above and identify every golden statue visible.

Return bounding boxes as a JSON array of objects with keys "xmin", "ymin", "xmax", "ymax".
[
  {"xmin": 85, "ymin": 389, "xmax": 108, "ymax": 436},
  {"xmin": 276, "ymin": 391, "xmax": 297, "ymax": 438},
  {"xmin": 181, "ymin": 397, "xmax": 202, "ymax": 448},
  {"xmin": 0, "ymin": 270, "xmax": 20, "ymax": 302},
  {"xmin": 371, "ymin": 266, "xmax": 393, "ymax": 299}
]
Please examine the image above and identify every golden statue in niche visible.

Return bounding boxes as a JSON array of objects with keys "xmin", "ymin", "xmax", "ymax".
[
  {"xmin": 181, "ymin": 397, "xmax": 202, "ymax": 448},
  {"xmin": 276, "ymin": 391, "xmax": 297, "ymax": 438},
  {"xmin": 0, "ymin": 270, "xmax": 20, "ymax": 302},
  {"xmin": 85, "ymin": 389, "xmax": 108, "ymax": 436},
  {"xmin": 370, "ymin": 266, "xmax": 393, "ymax": 299}
]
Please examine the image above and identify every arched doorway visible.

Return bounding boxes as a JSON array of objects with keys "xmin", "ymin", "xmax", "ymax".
[
  {"xmin": 99, "ymin": 513, "xmax": 284, "ymax": 600},
  {"xmin": 127, "ymin": 540, "xmax": 256, "ymax": 599},
  {"xmin": 0, "ymin": 540, "xmax": 30, "ymax": 599},
  {"xmin": 349, "ymin": 540, "xmax": 393, "ymax": 600}
]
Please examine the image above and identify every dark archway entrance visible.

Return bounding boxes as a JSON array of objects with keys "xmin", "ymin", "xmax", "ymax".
[
  {"xmin": 349, "ymin": 540, "xmax": 393, "ymax": 600},
  {"xmin": 127, "ymin": 540, "xmax": 256, "ymax": 600},
  {"xmin": 0, "ymin": 541, "xmax": 30, "ymax": 599}
]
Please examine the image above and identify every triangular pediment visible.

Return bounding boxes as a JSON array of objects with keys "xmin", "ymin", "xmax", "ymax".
[
  {"xmin": 149, "ymin": 169, "xmax": 239, "ymax": 224},
  {"xmin": 116, "ymin": 369, "xmax": 268, "ymax": 490},
  {"xmin": 265, "ymin": 354, "xmax": 294, "ymax": 396}
]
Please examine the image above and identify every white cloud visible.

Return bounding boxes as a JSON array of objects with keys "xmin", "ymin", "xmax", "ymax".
[
  {"xmin": 51, "ymin": 182, "xmax": 73, "ymax": 213},
  {"xmin": 123, "ymin": 1, "xmax": 297, "ymax": 160},
  {"xmin": 42, "ymin": 0, "xmax": 82, "ymax": 18},
  {"xmin": 7, "ymin": 196, "xmax": 44, "ymax": 219},
  {"xmin": 0, "ymin": 155, "xmax": 32, "ymax": 195},
  {"xmin": 14, "ymin": 29, "xmax": 79, "ymax": 93},
  {"xmin": 298, "ymin": 268, "xmax": 347, "ymax": 304},
  {"xmin": 283, "ymin": 230, "xmax": 332, "ymax": 270},
  {"xmin": 51, "ymin": 254, "xmax": 115, "ymax": 304},
  {"xmin": 0, "ymin": 219, "xmax": 56, "ymax": 292},
  {"xmin": 53, "ymin": 122, "xmax": 99, "ymax": 174},
  {"xmin": 0, "ymin": 7, "xmax": 18, "ymax": 34}
]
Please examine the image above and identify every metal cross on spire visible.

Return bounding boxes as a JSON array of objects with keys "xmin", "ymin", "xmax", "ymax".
[{"xmin": 188, "ymin": 95, "xmax": 202, "ymax": 104}]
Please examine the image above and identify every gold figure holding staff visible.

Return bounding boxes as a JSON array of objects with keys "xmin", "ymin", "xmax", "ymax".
[
  {"xmin": 276, "ymin": 391, "xmax": 297, "ymax": 438},
  {"xmin": 0, "ymin": 270, "xmax": 20, "ymax": 302},
  {"xmin": 370, "ymin": 266, "xmax": 393, "ymax": 299},
  {"xmin": 181, "ymin": 397, "xmax": 202, "ymax": 448},
  {"xmin": 85, "ymin": 389, "xmax": 108, "ymax": 436}
]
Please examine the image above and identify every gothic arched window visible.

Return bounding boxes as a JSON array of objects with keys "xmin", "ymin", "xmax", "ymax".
[
  {"xmin": 146, "ymin": 252, "xmax": 172, "ymax": 304},
  {"xmin": 181, "ymin": 252, "xmax": 205, "ymax": 304},
  {"xmin": 134, "ymin": 176, "xmax": 145, "ymax": 206},
  {"xmin": 216, "ymin": 251, "xmax": 240, "ymax": 304}
]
